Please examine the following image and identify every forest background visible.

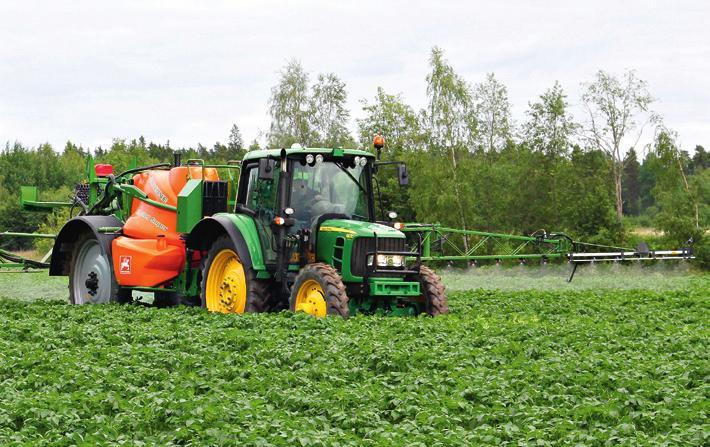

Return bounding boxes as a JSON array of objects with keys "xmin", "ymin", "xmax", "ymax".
[{"xmin": 2, "ymin": 48, "xmax": 707, "ymax": 266}]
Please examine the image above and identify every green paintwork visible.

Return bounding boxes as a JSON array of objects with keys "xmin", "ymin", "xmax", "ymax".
[
  {"xmin": 173, "ymin": 266, "xmax": 201, "ymax": 297},
  {"xmin": 319, "ymin": 219, "xmax": 404, "ymax": 239},
  {"xmin": 348, "ymin": 296, "xmax": 419, "ymax": 316},
  {"xmin": 402, "ymin": 223, "xmax": 572, "ymax": 263},
  {"xmin": 177, "ymin": 179, "xmax": 203, "ymax": 233},
  {"xmin": 314, "ymin": 218, "xmax": 405, "ymax": 282},
  {"xmin": 211, "ymin": 212, "xmax": 267, "ymax": 271},
  {"xmin": 0, "ymin": 231, "xmax": 55, "ymax": 239},
  {"xmin": 20, "ymin": 186, "xmax": 72, "ymax": 211},
  {"xmin": 369, "ymin": 278, "xmax": 420, "ymax": 296},
  {"xmin": 256, "ymin": 270, "xmax": 272, "ymax": 279}
]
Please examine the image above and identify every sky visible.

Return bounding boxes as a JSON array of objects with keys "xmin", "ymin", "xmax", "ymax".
[{"xmin": 1, "ymin": 0, "xmax": 708, "ymax": 154}]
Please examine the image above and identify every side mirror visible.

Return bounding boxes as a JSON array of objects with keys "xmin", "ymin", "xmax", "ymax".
[
  {"xmin": 398, "ymin": 164, "xmax": 409, "ymax": 186},
  {"xmin": 258, "ymin": 158, "xmax": 275, "ymax": 180}
]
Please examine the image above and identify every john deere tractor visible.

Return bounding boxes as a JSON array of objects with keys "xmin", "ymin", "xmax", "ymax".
[{"xmin": 43, "ymin": 139, "xmax": 448, "ymax": 318}]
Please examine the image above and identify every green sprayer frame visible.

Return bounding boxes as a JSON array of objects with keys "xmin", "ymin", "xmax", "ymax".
[
  {"xmin": 401, "ymin": 223, "xmax": 693, "ymax": 281},
  {"xmin": 401, "ymin": 224, "xmax": 572, "ymax": 263},
  {"xmin": 0, "ymin": 232, "xmax": 55, "ymax": 271}
]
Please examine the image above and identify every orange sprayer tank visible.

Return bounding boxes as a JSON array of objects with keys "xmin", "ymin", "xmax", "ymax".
[{"xmin": 112, "ymin": 166, "xmax": 219, "ymax": 287}]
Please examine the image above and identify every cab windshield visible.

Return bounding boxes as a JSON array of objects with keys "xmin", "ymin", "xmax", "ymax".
[{"xmin": 289, "ymin": 156, "xmax": 371, "ymax": 226}]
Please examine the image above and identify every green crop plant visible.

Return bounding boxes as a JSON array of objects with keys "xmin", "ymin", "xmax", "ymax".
[{"xmin": 0, "ymin": 277, "xmax": 707, "ymax": 446}]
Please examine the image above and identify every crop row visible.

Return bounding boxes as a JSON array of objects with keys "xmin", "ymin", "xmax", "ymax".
[{"xmin": 0, "ymin": 284, "xmax": 707, "ymax": 446}]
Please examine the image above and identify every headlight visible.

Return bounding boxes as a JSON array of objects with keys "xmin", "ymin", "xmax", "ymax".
[{"xmin": 367, "ymin": 254, "xmax": 405, "ymax": 268}]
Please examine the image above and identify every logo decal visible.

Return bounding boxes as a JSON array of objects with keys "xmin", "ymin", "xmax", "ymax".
[
  {"xmin": 148, "ymin": 177, "xmax": 169, "ymax": 203},
  {"xmin": 119, "ymin": 256, "xmax": 132, "ymax": 274},
  {"xmin": 137, "ymin": 209, "xmax": 168, "ymax": 231}
]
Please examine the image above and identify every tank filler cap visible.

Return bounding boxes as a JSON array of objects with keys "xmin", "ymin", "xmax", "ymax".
[{"xmin": 95, "ymin": 164, "xmax": 114, "ymax": 177}]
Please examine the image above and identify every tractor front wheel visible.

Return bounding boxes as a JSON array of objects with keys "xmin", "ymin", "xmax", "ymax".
[
  {"xmin": 418, "ymin": 265, "xmax": 448, "ymax": 316},
  {"xmin": 200, "ymin": 235, "xmax": 271, "ymax": 313},
  {"xmin": 68, "ymin": 233, "xmax": 129, "ymax": 304},
  {"xmin": 290, "ymin": 263, "xmax": 349, "ymax": 318}
]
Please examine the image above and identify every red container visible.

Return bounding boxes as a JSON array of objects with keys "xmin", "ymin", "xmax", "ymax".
[{"xmin": 95, "ymin": 164, "xmax": 114, "ymax": 177}]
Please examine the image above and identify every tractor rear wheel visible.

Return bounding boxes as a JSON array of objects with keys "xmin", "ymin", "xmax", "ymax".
[
  {"xmin": 418, "ymin": 265, "xmax": 448, "ymax": 316},
  {"xmin": 68, "ymin": 233, "xmax": 130, "ymax": 304},
  {"xmin": 200, "ymin": 235, "xmax": 271, "ymax": 313},
  {"xmin": 290, "ymin": 263, "xmax": 349, "ymax": 318}
]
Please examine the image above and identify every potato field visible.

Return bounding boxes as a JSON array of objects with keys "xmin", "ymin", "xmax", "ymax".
[{"xmin": 0, "ymin": 269, "xmax": 707, "ymax": 446}]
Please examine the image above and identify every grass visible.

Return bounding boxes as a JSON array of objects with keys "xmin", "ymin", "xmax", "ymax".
[
  {"xmin": 0, "ymin": 269, "xmax": 708, "ymax": 445},
  {"xmin": 0, "ymin": 272, "xmax": 69, "ymax": 302}
]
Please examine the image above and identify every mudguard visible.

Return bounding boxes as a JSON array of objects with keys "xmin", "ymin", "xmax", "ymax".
[
  {"xmin": 186, "ymin": 213, "xmax": 266, "ymax": 271},
  {"xmin": 49, "ymin": 215, "xmax": 124, "ymax": 276}
]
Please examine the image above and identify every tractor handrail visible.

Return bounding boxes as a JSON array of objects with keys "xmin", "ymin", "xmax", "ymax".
[
  {"xmin": 115, "ymin": 184, "xmax": 178, "ymax": 212},
  {"xmin": 186, "ymin": 159, "xmax": 205, "ymax": 180}
]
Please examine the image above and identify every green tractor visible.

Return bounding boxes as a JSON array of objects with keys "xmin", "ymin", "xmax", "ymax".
[{"xmin": 41, "ymin": 139, "xmax": 448, "ymax": 318}]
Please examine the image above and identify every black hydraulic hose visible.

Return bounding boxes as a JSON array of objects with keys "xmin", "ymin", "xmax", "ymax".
[
  {"xmin": 87, "ymin": 174, "xmax": 116, "ymax": 215},
  {"xmin": 116, "ymin": 163, "xmax": 171, "ymax": 179},
  {"xmin": 372, "ymin": 175, "xmax": 384, "ymax": 221}
]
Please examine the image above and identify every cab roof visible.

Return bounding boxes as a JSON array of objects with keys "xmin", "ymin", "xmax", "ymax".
[{"xmin": 242, "ymin": 147, "xmax": 374, "ymax": 162}]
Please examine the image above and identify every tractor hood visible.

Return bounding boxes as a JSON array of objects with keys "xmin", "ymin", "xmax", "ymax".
[{"xmin": 318, "ymin": 219, "xmax": 405, "ymax": 240}]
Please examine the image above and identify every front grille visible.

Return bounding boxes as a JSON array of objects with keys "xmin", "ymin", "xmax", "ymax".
[{"xmin": 350, "ymin": 237, "xmax": 406, "ymax": 277}]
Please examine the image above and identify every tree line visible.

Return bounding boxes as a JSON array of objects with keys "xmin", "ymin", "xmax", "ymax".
[{"xmin": 1, "ymin": 47, "xmax": 708, "ymax": 264}]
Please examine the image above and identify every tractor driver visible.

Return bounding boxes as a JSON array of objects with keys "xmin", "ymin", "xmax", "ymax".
[{"xmin": 290, "ymin": 177, "xmax": 345, "ymax": 222}]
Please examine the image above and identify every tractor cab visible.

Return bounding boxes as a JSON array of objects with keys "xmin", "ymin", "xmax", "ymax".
[
  {"xmin": 233, "ymin": 145, "xmax": 429, "ymax": 315},
  {"xmin": 240, "ymin": 148, "xmax": 373, "ymax": 213},
  {"xmin": 237, "ymin": 148, "xmax": 377, "ymax": 263}
]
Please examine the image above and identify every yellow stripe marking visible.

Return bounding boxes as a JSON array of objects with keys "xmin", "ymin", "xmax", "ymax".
[{"xmin": 319, "ymin": 226, "xmax": 356, "ymax": 235}]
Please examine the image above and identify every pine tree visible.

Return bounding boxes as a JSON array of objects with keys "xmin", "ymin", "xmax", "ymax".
[
  {"xmin": 622, "ymin": 148, "xmax": 641, "ymax": 215},
  {"xmin": 228, "ymin": 124, "xmax": 243, "ymax": 152}
]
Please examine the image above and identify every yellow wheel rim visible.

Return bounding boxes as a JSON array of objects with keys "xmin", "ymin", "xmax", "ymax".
[
  {"xmin": 205, "ymin": 249, "xmax": 247, "ymax": 313},
  {"xmin": 294, "ymin": 279, "xmax": 327, "ymax": 317}
]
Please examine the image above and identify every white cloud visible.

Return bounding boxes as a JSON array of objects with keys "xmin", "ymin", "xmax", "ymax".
[{"xmin": 0, "ymin": 0, "xmax": 708, "ymax": 152}]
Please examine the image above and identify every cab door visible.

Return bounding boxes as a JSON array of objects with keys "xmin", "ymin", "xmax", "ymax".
[{"xmin": 237, "ymin": 163, "xmax": 279, "ymax": 264}]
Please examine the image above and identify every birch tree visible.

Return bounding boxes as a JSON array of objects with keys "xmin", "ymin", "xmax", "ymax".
[
  {"xmin": 473, "ymin": 73, "xmax": 512, "ymax": 152},
  {"xmin": 310, "ymin": 73, "xmax": 353, "ymax": 147},
  {"xmin": 423, "ymin": 47, "xmax": 476, "ymax": 249},
  {"xmin": 267, "ymin": 60, "xmax": 314, "ymax": 147},
  {"xmin": 581, "ymin": 70, "xmax": 657, "ymax": 222}
]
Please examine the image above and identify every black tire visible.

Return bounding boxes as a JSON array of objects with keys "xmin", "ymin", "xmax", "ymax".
[
  {"xmin": 418, "ymin": 265, "xmax": 448, "ymax": 316},
  {"xmin": 289, "ymin": 263, "xmax": 349, "ymax": 318},
  {"xmin": 68, "ymin": 233, "xmax": 130, "ymax": 304},
  {"xmin": 200, "ymin": 235, "xmax": 271, "ymax": 313}
]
